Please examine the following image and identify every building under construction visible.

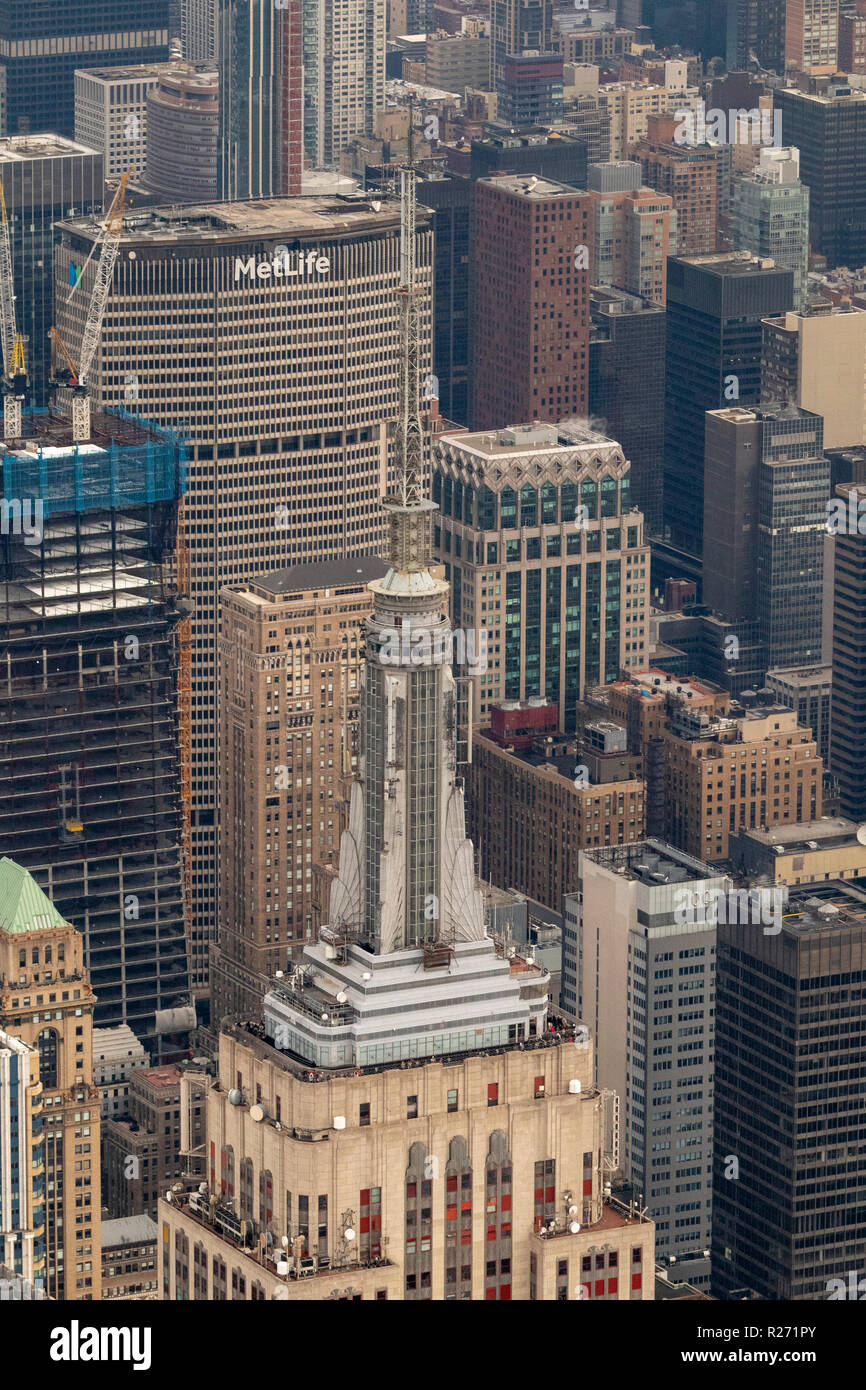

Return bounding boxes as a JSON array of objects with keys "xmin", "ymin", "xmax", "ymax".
[{"xmin": 0, "ymin": 405, "xmax": 192, "ymax": 1053}]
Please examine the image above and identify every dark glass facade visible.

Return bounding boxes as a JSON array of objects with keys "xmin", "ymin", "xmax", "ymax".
[
  {"xmin": 0, "ymin": 140, "xmax": 104, "ymax": 407},
  {"xmin": 754, "ymin": 411, "xmax": 828, "ymax": 670},
  {"xmin": 589, "ymin": 286, "xmax": 666, "ymax": 537},
  {"xmin": 664, "ymin": 254, "xmax": 794, "ymax": 557},
  {"xmin": 0, "ymin": 0, "xmax": 169, "ymax": 137},
  {"xmin": 713, "ymin": 892, "xmax": 866, "ymax": 1300},
  {"xmin": 830, "ymin": 483, "xmax": 866, "ymax": 822},
  {"xmin": 778, "ymin": 87, "xmax": 866, "ymax": 272},
  {"xmin": 417, "ymin": 173, "xmax": 471, "ymax": 427}
]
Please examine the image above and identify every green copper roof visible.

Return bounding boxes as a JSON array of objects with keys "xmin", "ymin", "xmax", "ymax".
[{"xmin": 0, "ymin": 858, "xmax": 67, "ymax": 935}]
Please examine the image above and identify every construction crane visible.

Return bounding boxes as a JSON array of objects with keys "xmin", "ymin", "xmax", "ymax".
[
  {"xmin": 60, "ymin": 171, "xmax": 131, "ymax": 442},
  {"xmin": 0, "ymin": 180, "xmax": 28, "ymax": 440}
]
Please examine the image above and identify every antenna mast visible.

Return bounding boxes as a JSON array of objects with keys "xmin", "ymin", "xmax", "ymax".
[{"xmin": 382, "ymin": 118, "xmax": 435, "ymax": 571}]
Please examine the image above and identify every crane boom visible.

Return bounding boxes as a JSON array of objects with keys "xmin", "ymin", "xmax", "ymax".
[
  {"xmin": 0, "ymin": 181, "xmax": 17, "ymax": 376},
  {"xmin": 77, "ymin": 172, "xmax": 130, "ymax": 388}
]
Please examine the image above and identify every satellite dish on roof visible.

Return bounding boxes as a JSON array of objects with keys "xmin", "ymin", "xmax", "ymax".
[{"xmin": 857, "ymin": 824, "xmax": 866, "ymax": 846}]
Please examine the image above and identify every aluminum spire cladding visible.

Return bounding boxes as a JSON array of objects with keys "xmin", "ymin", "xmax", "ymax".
[{"xmin": 382, "ymin": 165, "xmax": 438, "ymax": 572}]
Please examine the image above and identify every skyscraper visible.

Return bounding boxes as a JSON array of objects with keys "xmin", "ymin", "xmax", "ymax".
[
  {"xmin": 829, "ymin": 481, "xmax": 866, "ymax": 820},
  {"xmin": 0, "ymin": 409, "xmax": 190, "ymax": 1051},
  {"xmin": 726, "ymin": 0, "xmax": 787, "ymax": 73},
  {"xmin": 0, "ymin": 0, "xmax": 169, "ymax": 139},
  {"xmin": 0, "ymin": 860, "xmax": 102, "ymax": 1300},
  {"xmin": 181, "ymin": 0, "xmax": 218, "ymax": 61},
  {"xmin": 713, "ymin": 880, "xmax": 866, "ymax": 1299},
  {"xmin": 754, "ymin": 406, "xmax": 828, "ymax": 670},
  {"xmin": 301, "ymin": 0, "xmax": 386, "ymax": 170},
  {"xmin": 664, "ymin": 251, "xmax": 794, "ymax": 556},
  {"xmin": 0, "ymin": 135, "xmax": 103, "ymax": 409},
  {"xmin": 586, "ymin": 161, "xmax": 677, "ymax": 307},
  {"xmin": 218, "ymin": 0, "xmax": 302, "ymax": 198},
  {"xmin": 490, "ymin": 0, "xmax": 553, "ymax": 94},
  {"xmin": 632, "ymin": 114, "xmax": 725, "ymax": 257},
  {"xmin": 589, "ymin": 286, "xmax": 666, "ymax": 537},
  {"xmin": 785, "ymin": 0, "xmax": 840, "ymax": 72},
  {"xmin": 761, "ymin": 300, "xmax": 866, "ymax": 449},
  {"xmin": 777, "ymin": 84, "xmax": 866, "ymax": 270},
  {"xmin": 703, "ymin": 404, "xmax": 828, "ymax": 670},
  {"xmin": 571, "ymin": 840, "xmax": 723, "ymax": 1288},
  {"xmin": 731, "ymin": 148, "xmax": 810, "ymax": 313},
  {"xmin": 0, "ymin": 1029, "xmax": 43, "ymax": 1285},
  {"xmin": 433, "ymin": 421, "xmax": 650, "ymax": 726},
  {"xmin": 470, "ymin": 175, "xmax": 590, "ymax": 431}
]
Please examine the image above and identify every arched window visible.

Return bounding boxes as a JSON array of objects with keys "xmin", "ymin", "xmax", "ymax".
[
  {"xmin": 541, "ymin": 481, "xmax": 558, "ymax": 525},
  {"xmin": 520, "ymin": 485, "xmax": 537, "ymax": 527},
  {"xmin": 478, "ymin": 485, "xmax": 497, "ymax": 530},
  {"xmin": 500, "ymin": 486, "xmax": 518, "ymax": 529},
  {"xmin": 239, "ymin": 1157, "xmax": 254, "ymax": 1220},
  {"xmin": 444, "ymin": 1136, "xmax": 472, "ymax": 1301},
  {"xmin": 560, "ymin": 480, "xmax": 577, "ymax": 525},
  {"xmin": 405, "ymin": 1141, "xmax": 433, "ymax": 1301},
  {"xmin": 485, "ymin": 1131, "xmax": 514, "ymax": 1301},
  {"xmin": 220, "ymin": 1144, "xmax": 235, "ymax": 1201},
  {"xmin": 259, "ymin": 1169, "xmax": 274, "ymax": 1227},
  {"xmin": 601, "ymin": 475, "xmax": 618, "ymax": 517},
  {"xmin": 37, "ymin": 1028, "xmax": 58, "ymax": 1088}
]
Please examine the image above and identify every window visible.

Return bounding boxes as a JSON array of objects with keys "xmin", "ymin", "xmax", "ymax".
[
  {"xmin": 447, "ymin": 1089, "xmax": 458, "ymax": 1113},
  {"xmin": 359, "ymin": 1102, "xmax": 370, "ymax": 1127},
  {"xmin": 487, "ymin": 1083, "xmax": 499, "ymax": 1107},
  {"xmin": 534, "ymin": 1076, "xmax": 545, "ymax": 1099},
  {"xmin": 407, "ymin": 1095, "xmax": 418, "ymax": 1119}
]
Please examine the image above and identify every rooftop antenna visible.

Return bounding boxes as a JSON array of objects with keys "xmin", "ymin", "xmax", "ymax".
[{"xmin": 381, "ymin": 96, "xmax": 436, "ymax": 572}]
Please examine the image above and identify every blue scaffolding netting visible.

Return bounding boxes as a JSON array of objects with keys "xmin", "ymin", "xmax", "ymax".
[{"xmin": 2, "ymin": 409, "xmax": 187, "ymax": 520}]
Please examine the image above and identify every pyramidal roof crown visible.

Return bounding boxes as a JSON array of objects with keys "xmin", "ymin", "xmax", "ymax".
[{"xmin": 0, "ymin": 858, "xmax": 67, "ymax": 935}]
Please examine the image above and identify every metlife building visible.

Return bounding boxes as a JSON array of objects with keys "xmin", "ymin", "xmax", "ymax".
[{"xmin": 53, "ymin": 195, "xmax": 433, "ymax": 1000}]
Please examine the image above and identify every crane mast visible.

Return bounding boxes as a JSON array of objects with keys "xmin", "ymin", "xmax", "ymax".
[
  {"xmin": 69, "ymin": 172, "xmax": 130, "ymax": 442},
  {"xmin": 0, "ymin": 180, "xmax": 27, "ymax": 440}
]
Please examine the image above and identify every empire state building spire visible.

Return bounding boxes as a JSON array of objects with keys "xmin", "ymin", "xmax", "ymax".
[
  {"xmin": 382, "ymin": 165, "xmax": 438, "ymax": 572},
  {"xmin": 325, "ymin": 167, "xmax": 485, "ymax": 957}
]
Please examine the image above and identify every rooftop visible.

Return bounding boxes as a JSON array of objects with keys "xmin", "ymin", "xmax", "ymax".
[
  {"xmin": 582, "ymin": 838, "xmax": 721, "ymax": 886},
  {"xmin": 439, "ymin": 419, "xmax": 619, "ymax": 460},
  {"xmin": 59, "ymin": 195, "xmax": 406, "ymax": 247},
  {"xmin": 673, "ymin": 250, "xmax": 783, "ymax": 276},
  {"xmin": 738, "ymin": 818, "xmax": 863, "ymax": 855},
  {"xmin": 613, "ymin": 669, "xmax": 718, "ymax": 701},
  {"xmin": 0, "ymin": 858, "xmax": 68, "ymax": 936},
  {"xmin": 101, "ymin": 1214, "xmax": 158, "ymax": 1250},
  {"xmin": 0, "ymin": 134, "xmax": 98, "ymax": 162},
  {"xmin": 779, "ymin": 880, "xmax": 866, "ymax": 935},
  {"xmin": 247, "ymin": 556, "xmax": 388, "ymax": 598},
  {"xmin": 75, "ymin": 63, "xmax": 168, "ymax": 82},
  {"xmin": 137, "ymin": 1065, "xmax": 181, "ymax": 1089},
  {"xmin": 477, "ymin": 173, "xmax": 580, "ymax": 199}
]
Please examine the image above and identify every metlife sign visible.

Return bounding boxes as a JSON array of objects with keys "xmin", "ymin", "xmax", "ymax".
[{"xmin": 234, "ymin": 246, "xmax": 332, "ymax": 281}]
